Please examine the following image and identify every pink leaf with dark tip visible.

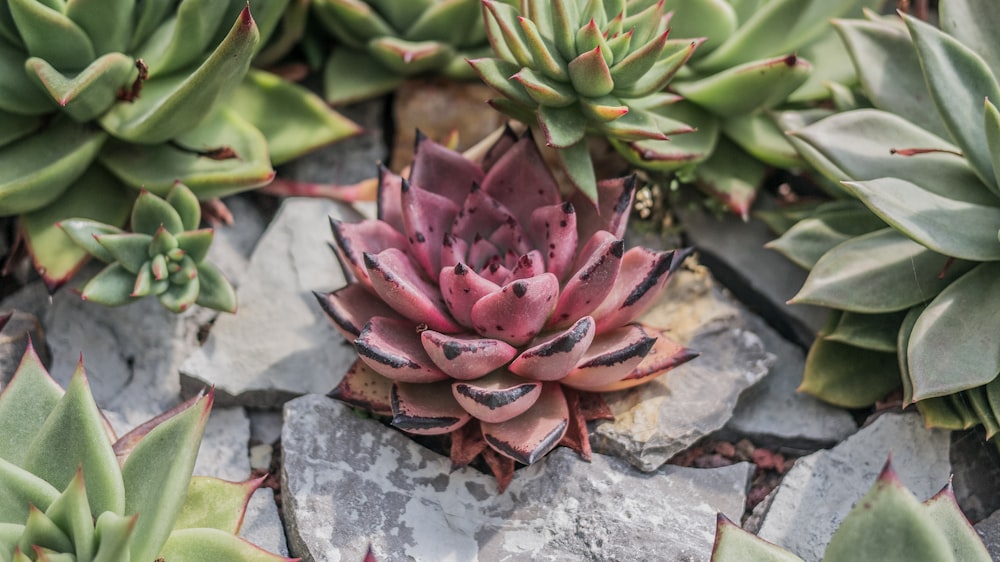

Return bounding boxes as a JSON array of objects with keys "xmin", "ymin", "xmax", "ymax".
[
  {"xmin": 420, "ymin": 330, "xmax": 518, "ymax": 380},
  {"xmin": 508, "ymin": 250, "xmax": 545, "ymax": 281},
  {"xmin": 439, "ymin": 262, "xmax": 500, "ymax": 329},
  {"xmin": 364, "ymin": 249, "xmax": 462, "ymax": 333},
  {"xmin": 409, "ymin": 131, "xmax": 485, "ymax": 206},
  {"xmin": 480, "ymin": 134, "xmax": 561, "ymax": 228},
  {"xmin": 355, "ymin": 317, "xmax": 450, "ymax": 383},
  {"xmin": 481, "ymin": 382, "xmax": 569, "ymax": 465},
  {"xmin": 561, "ymin": 325, "xmax": 657, "ymax": 391},
  {"xmin": 584, "ymin": 329, "xmax": 698, "ymax": 392},
  {"xmin": 470, "ymin": 273, "xmax": 559, "ymax": 346},
  {"xmin": 467, "ymin": 234, "xmax": 502, "ymax": 271},
  {"xmin": 377, "ymin": 164, "xmax": 405, "ymax": 232},
  {"xmin": 330, "ymin": 359, "xmax": 394, "ymax": 416},
  {"xmin": 479, "ymin": 260, "xmax": 511, "ymax": 285},
  {"xmin": 451, "ymin": 184, "xmax": 517, "ymax": 243},
  {"xmin": 479, "ymin": 125, "xmax": 519, "ymax": 172},
  {"xmin": 592, "ymin": 247, "xmax": 692, "ymax": 332},
  {"xmin": 391, "ymin": 380, "xmax": 472, "ymax": 435},
  {"xmin": 528, "ymin": 202, "xmax": 578, "ymax": 282},
  {"xmin": 440, "ymin": 232, "xmax": 468, "ymax": 270},
  {"xmin": 548, "ymin": 231, "xmax": 624, "ymax": 328},
  {"xmin": 509, "ymin": 316, "xmax": 596, "ymax": 381},
  {"xmin": 314, "ymin": 285, "xmax": 401, "ymax": 340},
  {"xmin": 400, "ymin": 179, "xmax": 460, "ymax": 280},
  {"xmin": 329, "ymin": 218, "xmax": 408, "ymax": 289},
  {"xmin": 451, "ymin": 371, "xmax": 542, "ymax": 423},
  {"xmin": 571, "ymin": 175, "xmax": 638, "ymax": 243},
  {"xmin": 488, "ymin": 213, "xmax": 532, "ymax": 258}
]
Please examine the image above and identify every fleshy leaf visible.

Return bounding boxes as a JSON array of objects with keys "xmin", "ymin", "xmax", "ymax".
[
  {"xmin": 194, "ymin": 262, "xmax": 236, "ymax": 313},
  {"xmin": 0, "ymin": 344, "xmax": 66, "ymax": 467},
  {"xmin": 58, "ymin": 219, "xmax": 124, "ymax": 263},
  {"xmin": 451, "ymin": 371, "xmax": 542, "ymax": 423},
  {"xmin": 158, "ymin": 527, "xmax": 295, "ymax": 562},
  {"xmin": 710, "ymin": 514, "xmax": 804, "ymax": 562},
  {"xmin": 480, "ymin": 382, "xmax": 568, "ymax": 465},
  {"xmin": 174, "ymin": 476, "xmax": 259, "ymax": 534}
]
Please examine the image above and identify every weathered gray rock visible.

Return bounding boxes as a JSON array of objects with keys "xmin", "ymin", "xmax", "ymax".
[
  {"xmin": 250, "ymin": 409, "xmax": 285, "ymax": 445},
  {"xmin": 0, "ymin": 310, "xmax": 47, "ymax": 385},
  {"xmin": 722, "ymin": 312, "xmax": 857, "ymax": 451},
  {"xmin": 676, "ymin": 194, "xmax": 827, "ymax": 347},
  {"xmin": 975, "ymin": 509, "xmax": 1000, "ymax": 559},
  {"xmin": 241, "ymin": 488, "xmax": 289, "ymax": 558},
  {"xmin": 755, "ymin": 412, "xmax": 952, "ymax": 561},
  {"xmin": 282, "ymin": 394, "xmax": 753, "ymax": 562},
  {"xmin": 590, "ymin": 264, "xmax": 774, "ymax": 471},
  {"xmin": 179, "ymin": 199, "xmax": 361, "ymax": 407},
  {"xmin": 194, "ymin": 407, "xmax": 252, "ymax": 480}
]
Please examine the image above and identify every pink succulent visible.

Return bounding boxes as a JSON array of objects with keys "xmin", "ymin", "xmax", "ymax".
[{"xmin": 318, "ymin": 129, "xmax": 696, "ymax": 490}]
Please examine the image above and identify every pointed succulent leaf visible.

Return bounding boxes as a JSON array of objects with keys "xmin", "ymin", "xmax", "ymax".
[
  {"xmin": 561, "ymin": 325, "xmax": 656, "ymax": 391},
  {"xmin": 80, "ymin": 264, "xmax": 140, "ymax": 307},
  {"xmin": 120, "ymin": 392, "xmax": 212, "ymax": 562},
  {"xmin": 193, "ymin": 262, "xmax": 236, "ymax": 313},
  {"xmin": 166, "ymin": 183, "xmax": 201, "ymax": 231},
  {"xmin": 470, "ymin": 274, "xmax": 559, "ymax": 346},
  {"xmin": 710, "ymin": 514, "xmax": 804, "ymax": 562},
  {"xmin": 43, "ymin": 469, "xmax": 95, "ymax": 562},
  {"xmin": 22, "ymin": 361, "xmax": 126, "ymax": 517},
  {"xmin": 555, "ymin": 138, "xmax": 597, "ymax": 201},
  {"xmin": 483, "ymin": 0, "xmax": 535, "ymax": 67},
  {"xmin": 939, "ymin": 0, "xmax": 1000, "ymax": 78},
  {"xmin": 100, "ymin": 108, "xmax": 274, "ymax": 199},
  {"xmin": 907, "ymin": 263, "xmax": 1000, "ymax": 401},
  {"xmin": 451, "ymin": 371, "xmax": 542, "ymax": 423},
  {"xmin": 175, "ymin": 229, "xmax": 213, "ymax": 264},
  {"xmin": 158, "ymin": 275, "xmax": 200, "ymax": 313},
  {"xmin": 693, "ymin": 139, "xmax": 767, "ymax": 219},
  {"xmin": 766, "ymin": 206, "xmax": 884, "ymax": 270},
  {"xmin": 58, "ymin": 219, "xmax": 125, "ymax": 264},
  {"xmin": 825, "ymin": 310, "xmax": 906, "ymax": 353},
  {"xmin": 509, "ymin": 316, "xmax": 596, "ymax": 381},
  {"xmin": 517, "ymin": 15, "xmax": 568, "ymax": 81},
  {"xmin": 355, "ymin": 317, "xmax": 450, "ymax": 383},
  {"xmin": 675, "ymin": 55, "xmax": 811, "ymax": 117},
  {"xmin": 985, "ymin": 99, "xmax": 1000, "ymax": 184},
  {"xmin": 399, "ymin": 179, "xmax": 459, "ymax": 280},
  {"xmin": 793, "ymin": 229, "xmax": 974, "ymax": 313},
  {"xmin": 19, "ymin": 505, "xmax": 73, "ymax": 555},
  {"xmin": 174, "ymin": 476, "xmax": 259, "ymax": 534},
  {"xmin": 596, "ymin": 107, "xmax": 669, "ymax": 141},
  {"xmin": 722, "ymin": 112, "xmax": 802, "ymax": 169},
  {"xmin": 922, "ymin": 483, "xmax": 994, "ymax": 562},
  {"xmin": 367, "ymin": 37, "xmax": 456, "ymax": 76},
  {"xmin": 0, "ymin": 459, "xmax": 61, "ymax": 523},
  {"xmin": 135, "ymin": 0, "xmax": 229, "ymax": 77},
  {"xmin": 316, "ymin": 285, "xmax": 401, "ymax": 339},
  {"xmin": 420, "ymin": 330, "xmax": 518, "ymax": 381},
  {"xmin": 330, "ymin": 359, "xmax": 394, "ymax": 416},
  {"xmin": 610, "ymin": 30, "xmax": 670, "ymax": 86},
  {"xmin": 8, "ymin": 0, "xmax": 95, "ymax": 69},
  {"xmin": 233, "ymin": 69, "xmax": 361, "ymax": 165},
  {"xmin": 95, "ymin": 233, "xmax": 154, "ymax": 274},
  {"xmin": 513, "ymin": 68, "xmax": 577, "ymax": 107},
  {"xmin": 132, "ymin": 190, "xmax": 184, "ymax": 236},
  {"xmin": 0, "ymin": 118, "xmax": 106, "ymax": 216},
  {"xmin": 480, "ymin": 382, "xmax": 568, "ymax": 465},
  {"xmin": 904, "ymin": 13, "xmax": 1000, "ymax": 189},
  {"xmin": 99, "ymin": 8, "xmax": 259, "ymax": 143},
  {"xmin": 594, "ymin": 332, "xmax": 699, "ymax": 392},
  {"xmin": 364, "ymin": 249, "xmax": 462, "ymax": 333},
  {"xmin": 592, "ymin": 247, "xmax": 687, "ymax": 332},
  {"xmin": 842, "ymin": 178, "xmax": 1000, "ymax": 261},
  {"xmin": 158, "ymin": 527, "xmax": 296, "ymax": 562},
  {"xmin": 549, "ymin": 232, "xmax": 623, "ymax": 327},
  {"xmin": 25, "ymin": 53, "xmax": 135, "ymax": 122},
  {"xmin": 568, "ymin": 47, "xmax": 614, "ymax": 98},
  {"xmin": 468, "ymin": 57, "xmax": 536, "ymax": 107},
  {"xmin": 572, "ymin": 175, "xmax": 637, "ymax": 241},
  {"xmin": 439, "ymin": 262, "xmax": 501, "ymax": 328},
  {"xmin": 538, "ymin": 104, "xmax": 588, "ymax": 148},
  {"xmin": 391, "ymin": 381, "xmax": 472, "ymax": 435},
  {"xmin": 616, "ymin": 38, "xmax": 701, "ymax": 98},
  {"xmin": 91, "ymin": 511, "xmax": 136, "ymax": 562}
]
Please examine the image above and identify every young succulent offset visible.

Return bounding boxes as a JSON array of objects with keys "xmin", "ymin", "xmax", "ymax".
[
  {"xmin": 470, "ymin": 0, "xmax": 699, "ymax": 202},
  {"xmin": 318, "ymin": 129, "xmax": 696, "ymax": 490},
  {"xmin": 60, "ymin": 183, "xmax": 236, "ymax": 313},
  {"xmin": 0, "ymin": 343, "xmax": 293, "ymax": 562},
  {"xmin": 770, "ymin": 1, "xmax": 1000, "ymax": 433},
  {"xmin": 711, "ymin": 458, "xmax": 991, "ymax": 561},
  {"xmin": 0, "ymin": 0, "xmax": 359, "ymax": 289},
  {"xmin": 313, "ymin": 0, "xmax": 494, "ymax": 104},
  {"xmin": 614, "ymin": 0, "xmax": 882, "ymax": 217}
]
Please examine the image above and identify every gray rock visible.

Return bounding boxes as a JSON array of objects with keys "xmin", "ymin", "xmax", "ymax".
[
  {"xmin": 282, "ymin": 394, "xmax": 752, "ymax": 562},
  {"xmin": 722, "ymin": 312, "xmax": 857, "ymax": 451},
  {"xmin": 676, "ymin": 194, "xmax": 827, "ymax": 347},
  {"xmin": 179, "ymin": 199, "xmax": 362, "ymax": 407},
  {"xmin": 249, "ymin": 409, "xmax": 285, "ymax": 445},
  {"xmin": 241, "ymin": 488, "xmax": 289, "ymax": 558},
  {"xmin": 0, "ymin": 310, "xmax": 47, "ymax": 386},
  {"xmin": 590, "ymin": 264, "xmax": 774, "ymax": 471},
  {"xmin": 975, "ymin": 509, "xmax": 1000, "ymax": 559},
  {"xmin": 194, "ymin": 407, "xmax": 252, "ymax": 481},
  {"xmin": 755, "ymin": 412, "xmax": 952, "ymax": 561},
  {"xmin": 950, "ymin": 429, "xmax": 1000, "ymax": 523}
]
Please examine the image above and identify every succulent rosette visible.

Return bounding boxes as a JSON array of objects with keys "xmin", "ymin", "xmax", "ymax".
[
  {"xmin": 318, "ymin": 129, "xmax": 696, "ymax": 489},
  {"xmin": 0, "ymin": 343, "xmax": 294, "ymax": 562}
]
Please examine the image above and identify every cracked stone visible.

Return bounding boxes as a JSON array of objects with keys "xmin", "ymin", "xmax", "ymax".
[
  {"xmin": 241, "ymin": 487, "xmax": 289, "ymax": 558},
  {"xmin": 754, "ymin": 412, "xmax": 952, "ymax": 561},
  {"xmin": 282, "ymin": 394, "xmax": 753, "ymax": 562},
  {"xmin": 179, "ymin": 199, "xmax": 361, "ymax": 407},
  {"xmin": 590, "ymin": 262, "xmax": 775, "ymax": 472}
]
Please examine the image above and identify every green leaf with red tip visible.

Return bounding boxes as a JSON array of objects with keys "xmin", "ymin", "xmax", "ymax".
[
  {"xmin": 611, "ymin": 101, "xmax": 718, "ymax": 173},
  {"xmin": 96, "ymin": 233, "xmax": 153, "ymax": 274},
  {"xmin": 166, "ymin": 183, "xmax": 201, "ymax": 231},
  {"xmin": 0, "ymin": 118, "xmax": 106, "ymax": 216},
  {"xmin": 58, "ymin": 219, "xmax": 125, "ymax": 264},
  {"xmin": 517, "ymin": 15, "xmax": 568, "ymax": 81},
  {"xmin": 136, "ymin": 0, "xmax": 229, "ymax": 77},
  {"xmin": 132, "ymin": 191, "xmax": 183, "ymax": 236},
  {"xmin": 568, "ymin": 47, "xmax": 614, "ymax": 97},
  {"xmin": 22, "ymin": 166, "xmax": 133, "ymax": 291},
  {"xmin": 469, "ymin": 57, "xmax": 535, "ymax": 107},
  {"xmin": 0, "ymin": 345, "xmax": 65, "ymax": 467},
  {"xmin": 92, "ymin": 512, "xmax": 136, "ymax": 562},
  {"xmin": 174, "ymin": 477, "xmax": 259, "ymax": 534},
  {"xmin": 159, "ymin": 528, "xmax": 296, "ymax": 562},
  {"xmin": 710, "ymin": 514, "xmax": 804, "ymax": 561},
  {"xmin": 175, "ymin": 229, "xmax": 213, "ymax": 264},
  {"xmin": 99, "ymin": 8, "xmax": 259, "ymax": 144},
  {"xmin": 922, "ymin": 484, "xmax": 993, "ymax": 562},
  {"xmin": 514, "ymin": 68, "xmax": 577, "ymax": 107},
  {"xmin": 19, "ymin": 506, "xmax": 72, "ymax": 554},
  {"xmin": 44, "ymin": 470, "xmax": 95, "ymax": 562},
  {"xmin": 675, "ymin": 55, "xmax": 811, "ymax": 117},
  {"xmin": 158, "ymin": 277, "xmax": 200, "ymax": 313},
  {"xmin": 22, "ymin": 363, "xmax": 126, "ymax": 518},
  {"xmin": 25, "ymin": 53, "xmax": 135, "ymax": 122},
  {"xmin": 121, "ymin": 392, "xmax": 211, "ymax": 562},
  {"xmin": 312, "ymin": 0, "xmax": 395, "ymax": 47},
  {"xmin": 368, "ymin": 36, "xmax": 455, "ymax": 75},
  {"xmin": 596, "ymin": 107, "xmax": 667, "ymax": 142},
  {"xmin": 615, "ymin": 39, "xmax": 700, "ymax": 98},
  {"xmin": 81, "ymin": 264, "xmax": 140, "ymax": 307},
  {"xmin": 233, "ymin": 69, "xmax": 361, "ymax": 165},
  {"xmin": 483, "ymin": 0, "xmax": 534, "ymax": 67},
  {"xmin": 100, "ymin": 108, "xmax": 274, "ymax": 198},
  {"xmin": 7, "ymin": 0, "xmax": 95, "ymax": 69},
  {"xmin": 194, "ymin": 262, "xmax": 235, "ymax": 312},
  {"xmin": 610, "ymin": 29, "xmax": 669, "ymax": 86}
]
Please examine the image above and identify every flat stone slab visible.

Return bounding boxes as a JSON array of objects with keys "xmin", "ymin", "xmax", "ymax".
[
  {"xmin": 179, "ymin": 199, "xmax": 362, "ymax": 407},
  {"xmin": 282, "ymin": 394, "xmax": 753, "ymax": 562},
  {"xmin": 590, "ymin": 263, "xmax": 774, "ymax": 471},
  {"xmin": 755, "ymin": 412, "xmax": 951, "ymax": 561}
]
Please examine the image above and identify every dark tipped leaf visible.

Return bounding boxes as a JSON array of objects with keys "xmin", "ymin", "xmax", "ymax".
[
  {"xmin": 469, "ymin": 274, "xmax": 560, "ymax": 346},
  {"xmin": 331, "ymin": 359, "xmax": 394, "ymax": 416},
  {"xmin": 355, "ymin": 317, "xmax": 450, "ymax": 383},
  {"xmin": 480, "ymin": 382, "xmax": 568, "ymax": 465},
  {"xmin": 391, "ymin": 381, "xmax": 472, "ymax": 435},
  {"xmin": 420, "ymin": 330, "xmax": 517, "ymax": 380},
  {"xmin": 509, "ymin": 316, "xmax": 596, "ymax": 381},
  {"xmin": 549, "ymin": 232, "xmax": 623, "ymax": 327},
  {"xmin": 674, "ymin": 55, "xmax": 811, "ymax": 117},
  {"xmin": 364, "ymin": 249, "xmax": 462, "ymax": 333},
  {"xmin": 451, "ymin": 371, "xmax": 542, "ymax": 423},
  {"xmin": 561, "ymin": 325, "xmax": 656, "ymax": 391}
]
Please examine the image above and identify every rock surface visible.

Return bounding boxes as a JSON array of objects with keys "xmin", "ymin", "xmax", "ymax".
[
  {"xmin": 754, "ymin": 412, "xmax": 952, "ymax": 561},
  {"xmin": 975, "ymin": 508, "xmax": 1000, "ymax": 559},
  {"xmin": 590, "ymin": 263, "xmax": 774, "ymax": 471},
  {"xmin": 0, "ymin": 310, "xmax": 46, "ymax": 384},
  {"xmin": 282, "ymin": 394, "xmax": 753, "ymax": 562}
]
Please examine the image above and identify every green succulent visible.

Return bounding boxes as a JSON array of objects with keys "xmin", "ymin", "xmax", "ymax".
[
  {"xmin": 767, "ymin": 1, "xmax": 1000, "ymax": 436},
  {"xmin": 470, "ymin": 0, "xmax": 698, "ymax": 202},
  {"xmin": 57, "ymin": 183, "xmax": 236, "ymax": 314},
  {"xmin": 0, "ymin": 343, "xmax": 293, "ymax": 562},
  {"xmin": 711, "ymin": 458, "xmax": 990, "ymax": 562},
  {"xmin": 313, "ymin": 0, "xmax": 496, "ymax": 104},
  {"xmin": 0, "ymin": 0, "xmax": 359, "ymax": 290},
  {"xmin": 610, "ymin": 0, "xmax": 882, "ymax": 218}
]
